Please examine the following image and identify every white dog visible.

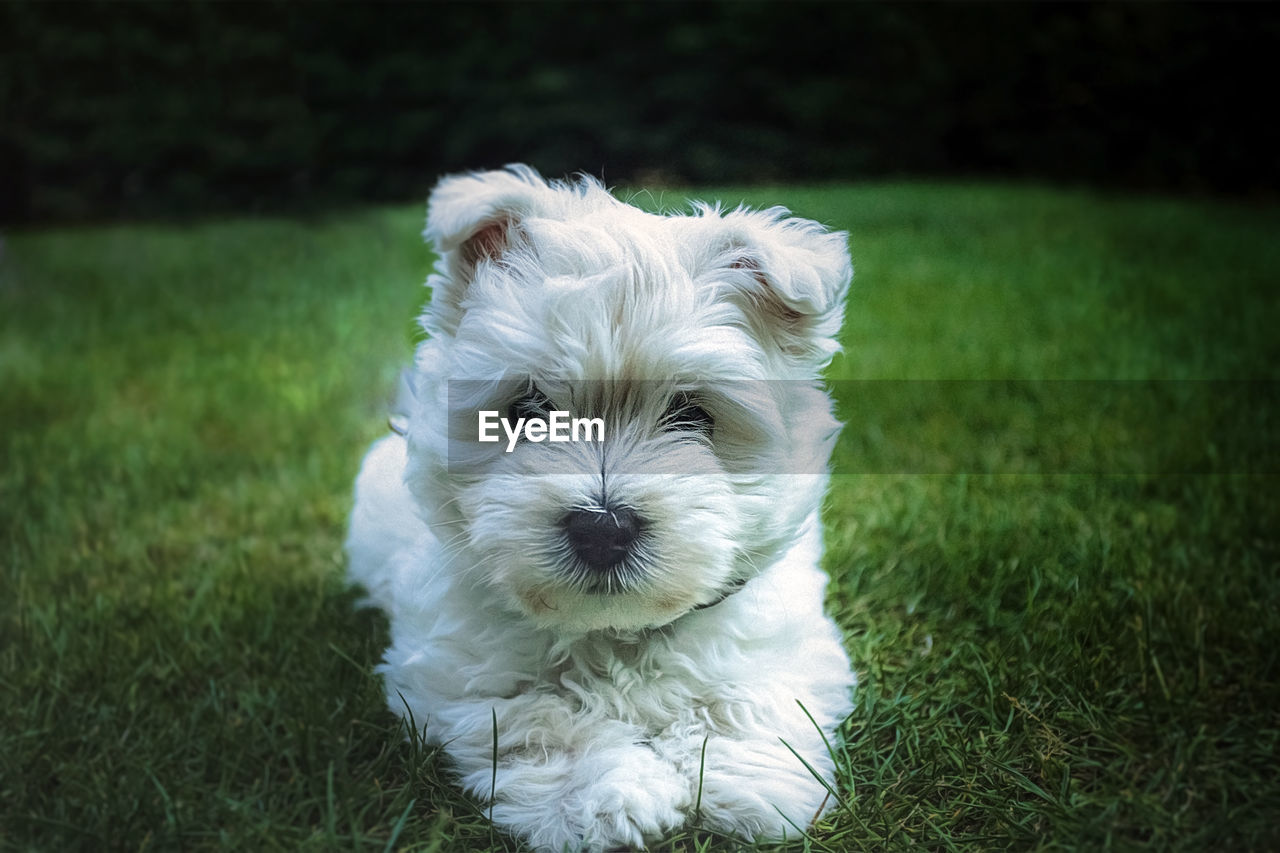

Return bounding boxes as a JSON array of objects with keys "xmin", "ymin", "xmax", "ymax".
[{"xmin": 346, "ymin": 165, "xmax": 855, "ymax": 851}]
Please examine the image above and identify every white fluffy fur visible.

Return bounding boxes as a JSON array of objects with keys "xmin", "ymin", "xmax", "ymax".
[{"xmin": 346, "ymin": 165, "xmax": 856, "ymax": 851}]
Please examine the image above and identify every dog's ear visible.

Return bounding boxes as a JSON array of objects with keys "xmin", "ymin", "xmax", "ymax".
[
  {"xmin": 422, "ymin": 164, "xmax": 549, "ymax": 334},
  {"xmin": 711, "ymin": 207, "xmax": 853, "ymax": 368}
]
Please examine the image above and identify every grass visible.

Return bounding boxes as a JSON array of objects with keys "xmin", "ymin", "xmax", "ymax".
[{"xmin": 3, "ymin": 182, "xmax": 1278, "ymax": 851}]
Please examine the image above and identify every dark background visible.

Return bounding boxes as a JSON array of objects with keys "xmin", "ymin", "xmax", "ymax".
[{"xmin": 2, "ymin": 1, "xmax": 1277, "ymax": 224}]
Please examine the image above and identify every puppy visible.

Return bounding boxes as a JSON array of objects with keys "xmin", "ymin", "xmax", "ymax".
[{"xmin": 346, "ymin": 165, "xmax": 855, "ymax": 851}]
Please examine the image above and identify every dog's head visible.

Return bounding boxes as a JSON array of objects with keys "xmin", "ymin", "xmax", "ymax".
[{"xmin": 403, "ymin": 165, "xmax": 852, "ymax": 633}]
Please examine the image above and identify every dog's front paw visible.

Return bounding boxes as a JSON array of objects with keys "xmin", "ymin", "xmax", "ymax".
[
  {"xmin": 577, "ymin": 748, "xmax": 691, "ymax": 850},
  {"xmin": 494, "ymin": 743, "xmax": 690, "ymax": 852},
  {"xmin": 690, "ymin": 735, "xmax": 837, "ymax": 843}
]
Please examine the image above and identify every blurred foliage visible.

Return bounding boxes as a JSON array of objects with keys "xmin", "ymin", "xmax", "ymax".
[{"xmin": 2, "ymin": 1, "xmax": 1277, "ymax": 222}]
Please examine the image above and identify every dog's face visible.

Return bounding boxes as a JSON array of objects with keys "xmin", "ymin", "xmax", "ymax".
[{"xmin": 404, "ymin": 167, "xmax": 852, "ymax": 634}]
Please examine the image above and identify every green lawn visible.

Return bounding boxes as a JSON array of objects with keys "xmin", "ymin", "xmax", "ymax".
[{"xmin": 3, "ymin": 183, "xmax": 1277, "ymax": 850}]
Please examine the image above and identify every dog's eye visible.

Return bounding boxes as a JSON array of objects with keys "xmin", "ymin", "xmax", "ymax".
[
  {"xmin": 508, "ymin": 386, "xmax": 553, "ymax": 423},
  {"xmin": 662, "ymin": 392, "xmax": 714, "ymax": 439}
]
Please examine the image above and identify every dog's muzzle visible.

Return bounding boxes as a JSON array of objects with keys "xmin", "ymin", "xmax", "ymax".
[{"xmin": 560, "ymin": 505, "xmax": 644, "ymax": 574}]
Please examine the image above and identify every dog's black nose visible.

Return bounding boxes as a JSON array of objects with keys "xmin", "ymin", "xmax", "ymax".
[{"xmin": 561, "ymin": 505, "xmax": 643, "ymax": 572}]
